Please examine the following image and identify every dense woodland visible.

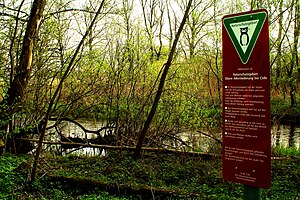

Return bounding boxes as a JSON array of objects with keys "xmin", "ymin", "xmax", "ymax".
[{"xmin": 0, "ymin": 0, "xmax": 299, "ymax": 159}]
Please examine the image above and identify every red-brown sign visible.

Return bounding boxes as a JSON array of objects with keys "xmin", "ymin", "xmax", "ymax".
[{"xmin": 222, "ymin": 9, "xmax": 271, "ymax": 188}]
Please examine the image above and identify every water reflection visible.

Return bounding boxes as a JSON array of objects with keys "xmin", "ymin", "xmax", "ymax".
[
  {"xmin": 272, "ymin": 123, "xmax": 300, "ymax": 149},
  {"xmin": 39, "ymin": 120, "xmax": 299, "ymax": 156},
  {"xmin": 42, "ymin": 120, "xmax": 114, "ymax": 156}
]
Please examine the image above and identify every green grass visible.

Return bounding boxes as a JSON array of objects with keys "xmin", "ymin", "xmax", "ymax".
[
  {"xmin": 272, "ymin": 146, "xmax": 300, "ymax": 157},
  {"xmin": 1, "ymin": 150, "xmax": 300, "ymax": 199},
  {"xmin": 271, "ymin": 98, "xmax": 300, "ymax": 117},
  {"xmin": 0, "ymin": 155, "xmax": 28, "ymax": 199}
]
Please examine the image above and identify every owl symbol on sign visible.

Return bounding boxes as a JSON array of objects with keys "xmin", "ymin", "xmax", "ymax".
[{"xmin": 240, "ymin": 27, "xmax": 249, "ymax": 46}]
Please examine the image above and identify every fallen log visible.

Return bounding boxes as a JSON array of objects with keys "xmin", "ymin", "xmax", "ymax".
[
  {"xmin": 19, "ymin": 138, "xmax": 300, "ymax": 160},
  {"xmin": 18, "ymin": 138, "xmax": 221, "ymax": 159},
  {"xmin": 47, "ymin": 175, "xmax": 200, "ymax": 199},
  {"xmin": 60, "ymin": 136, "xmax": 86, "ymax": 149}
]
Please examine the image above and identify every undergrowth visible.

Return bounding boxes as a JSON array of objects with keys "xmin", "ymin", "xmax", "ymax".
[{"xmin": 1, "ymin": 149, "xmax": 299, "ymax": 199}]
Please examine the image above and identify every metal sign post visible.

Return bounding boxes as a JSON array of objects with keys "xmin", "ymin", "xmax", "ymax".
[
  {"xmin": 244, "ymin": 185, "xmax": 260, "ymax": 200},
  {"xmin": 222, "ymin": 9, "xmax": 271, "ymax": 199}
]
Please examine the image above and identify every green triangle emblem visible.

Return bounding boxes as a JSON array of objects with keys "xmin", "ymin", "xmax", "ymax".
[{"xmin": 223, "ymin": 11, "xmax": 267, "ymax": 64}]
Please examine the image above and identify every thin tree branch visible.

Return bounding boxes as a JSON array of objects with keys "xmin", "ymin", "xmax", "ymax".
[
  {"xmin": 134, "ymin": 0, "xmax": 193, "ymax": 158},
  {"xmin": 30, "ymin": 0, "xmax": 106, "ymax": 182}
]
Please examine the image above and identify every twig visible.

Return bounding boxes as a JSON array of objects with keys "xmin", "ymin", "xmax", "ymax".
[{"xmin": 196, "ymin": 131, "xmax": 222, "ymax": 144}]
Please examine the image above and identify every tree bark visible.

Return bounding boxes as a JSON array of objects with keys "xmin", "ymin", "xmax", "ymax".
[
  {"xmin": 0, "ymin": 0, "xmax": 46, "ymax": 154},
  {"xmin": 134, "ymin": 0, "xmax": 193, "ymax": 158},
  {"xmin": 289, "ymin": 0, "xmax": 299, "ymax": 107},
  {"xmin": 295, "ymin": 0, "xmax": 300, "ymax": 78},
  {"xmin": 276, "ymin": 0, "xmax": 283, "ymax": 86},
  {"xmin": 5, "ymin": 0, "xmax": 46, "ymax": 114}
]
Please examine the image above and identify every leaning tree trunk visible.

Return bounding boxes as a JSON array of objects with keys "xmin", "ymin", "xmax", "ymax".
[
  {"xmin": 289, "ymin": 0, "xmax": 299, "ymax": 108},
  {"xmin": 133, "ymin": 0, "xmax": 193, "ymax": 158},
  {"xmin": 30, "ymin": 0, "xmax": 106, "ymax": 182},
  {"xmin": 5, "ymin": 0, "xmax": 46, "ymax": 116},
  {"xmin": 0, "ymin": 0, "xmax": 46, "ymax": 153}
]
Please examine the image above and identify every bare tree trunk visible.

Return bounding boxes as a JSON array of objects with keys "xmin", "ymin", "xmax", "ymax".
[
  {"xmin": 140, "ymin": 0, "xmax": 165, "ymax": 60},
  {"xmin": 289, "ymin": 0, "xmax": 299, "ymax": 107},
  {"xmin": 134, "ymin": 0, "xmax": 193, "ymax": 159},
  {"xmin": 276, "ymin": 0, "xmax": 283, "ymax": 86},
  {"xmin": 0, "ymin": 0, "xmax": 46, "ymax": 154},
  {"xmin": 295, "ymin": 0, "xmax": 300, "ymax": 78},
  {"xmin": 30, "ymin": 0, "xmax": 106, "ymax": 182},
  {"xmin": 6, "ymin": 0, "xmax": 46, "ymax": 114}
]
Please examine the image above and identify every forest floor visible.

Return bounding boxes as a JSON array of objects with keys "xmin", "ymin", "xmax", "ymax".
[{"xmin": 1, "ymin": 149, "xmax": 300, "ymax": 199}]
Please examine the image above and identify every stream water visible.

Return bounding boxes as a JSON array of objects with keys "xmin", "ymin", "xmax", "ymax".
[
  {"xmin": 271, "ymin": 123, "xmax": 300, "ymax": 149},
  {"xmin": 42, "ymin": 120, "xmax": 299, "ymax": 156}
]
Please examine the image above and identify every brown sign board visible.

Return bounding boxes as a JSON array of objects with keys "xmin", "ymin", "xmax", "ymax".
[{"xmin": 222, "ymin": 9, "xmax": 271, "ymax": 188}]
